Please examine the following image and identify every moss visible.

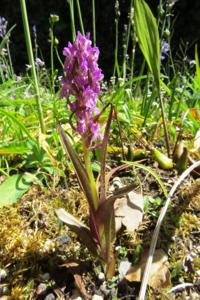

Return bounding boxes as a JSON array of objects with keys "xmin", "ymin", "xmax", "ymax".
[
  {"xmin": 193, "ymin": 257, "xmax": 200, "ymax": 271},
  {"xmin": 0, "ymin": 185, "xmax": 91, "ymax": 297},
  {"xmin": 179, "ymin": 212, "xmax": 200, "ymax": 239}
]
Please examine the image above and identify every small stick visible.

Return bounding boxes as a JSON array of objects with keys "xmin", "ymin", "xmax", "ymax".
[{"xmin": 138, "ymin": 160, "xmax": 200, "ymax": 300}]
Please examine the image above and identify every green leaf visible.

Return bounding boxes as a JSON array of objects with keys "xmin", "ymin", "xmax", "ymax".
[
  {"xmin": 56, "ymin": 208, "xmax": 97, "ymax": 255},
  {"xmin": 194, "ymin": 45, "xmax": 200, "ymax": 92},
  {"xmin": 124, "ymin": 161, "xmax": 168, "ymax": 199},
  {"xmin": 134, "ymin": 0, "xmax": 160, "ymax": 88},
  {"xmin": 0, "ymin": 108, "xmax": 35, "ymax": 144},
  {"xmin": 0, "ymin": 142, "xmax": 29, "ymax": 154},
  {"xmin": 0, "ymin": 173, "xmax": 33, "ymax": 207},
  {"xmin": 96, "ymin": 198, "xmax": 116, "ymax": 278},
  {"xmin": 0, "ymin": 98, "xmax": 36, "ymax": 107},
  {"xmin": 58, "ymin": 124, "xmax": 96, "ymax": 211},
  {"xmin": 99, "ymin": 105, "xmax": 113, "ymax": 203},
  {"xmin": 0, "ymin": 25, "xmax": 16, "ymax": 52}
]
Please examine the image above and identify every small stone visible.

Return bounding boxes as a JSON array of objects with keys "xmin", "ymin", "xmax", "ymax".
[
  {"xmin": 40, "ymin": 273, "xmax": 50, "ymax": 281},
  {"xmin": 92, "ymin": 295, "xmax": 103, "ymax": 300},
  {"xmin": 100, "ymin": 282, "xmax": 111, "ymax": 297},
  {"xmin": 36, "ymin": 283, "xmax": 47, "ymax": 295},
  {"xmin": 0, "ymin": 285, "xmax": 8, "ymax": 296},
  {"xmin": 0, "ymin": 270, "xmax": 7, "ymax": 282},
  {"xmin": 71, "ymin": 289, "xmax": 83, "ymax": 300},
  {"xmin": 56, "ymin": 235, "xmax": 71, "ymax": 245},
  {"xmin": 44, "ymin": 293, "xmax": 56, "ymax": 300},
  {"xmin": 71, "ymin": 296, "xmax": 82, "ymax": 300},
  {"xmin": 98, "ymin": 272, "xmax": 105, "ymax": 282},
  {"xmin": 118, "ymin": 258, "xmax": 132, "ymax": 279}
]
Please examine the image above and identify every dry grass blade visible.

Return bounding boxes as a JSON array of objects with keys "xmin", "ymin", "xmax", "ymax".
[{"xmin": 138, "ymin": 160, "xmax": 200, "ymax": 300}]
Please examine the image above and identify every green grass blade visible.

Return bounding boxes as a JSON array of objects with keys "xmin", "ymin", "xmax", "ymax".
[
  {"xmin": 0, "ymin": 108, "xmax": 35, "ymax": 144},
  {"xmin": 124, "ymin": 161, "xmax": 168, "ymax": 198},
  {"xmin": 134, "ymin": 0, "xmax": 160, "ymax": 88},
  {"xmin": 0, "ymin": 142, "xmax": 29, "ymax": 154},
  {"xmin": 0, "ymin": 25, "xmax": 16, "ymax": 53},
  {"xmin": 20, "ymin": 0, "xmax": 45, "ymax": 133}
]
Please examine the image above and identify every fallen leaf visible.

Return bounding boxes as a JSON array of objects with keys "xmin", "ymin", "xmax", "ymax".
[
  {"xmin": 61, "ymin": 260, "xmax": 91, "ymax": 299},
  {"xmin": 113, "ymin": 177, "xmax": 144, "ymax": 232},
  {"xmin": 189, "ymin": 108, "xmax": 200, "ymax": 120},
  {"xmin": 125, "ymin": 249, "xmax": 171, "ymax": 289}
]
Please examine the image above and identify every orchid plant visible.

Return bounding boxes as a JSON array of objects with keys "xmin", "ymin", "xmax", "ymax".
[{"xmin": 56, "ymin": 32, "xmax": 134, "ymax": 278}]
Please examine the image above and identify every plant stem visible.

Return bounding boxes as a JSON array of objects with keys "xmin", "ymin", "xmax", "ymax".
[
  {"xmin": 83, "ymin": 141, "xmax": 99, "ymax": 210},
  {"xmin": 49, "ymin": 27, "xmax": 55, "ymax": 93},
  {"xmin": 6, "ymin": 41, "xmax": 14, "ymax": 78},
  {"xmin": 68, "ymin": 0, "xmax": 76, "ymax": 42},
  {"xmin": 92, "ymin": 0, "xmax": 96, "ymax": 45},
  {"xmin": 130, "ymin": 31, "xmax": 136, "ymax": 92},
  {"xmin": 20, "ymin": 0, "xmax": 45, "ymax": 134},
  {"xmin": 76, "ymin": 0, "xmax": 85, "ymax": 35},
  {"xmin": 113, "ymin": 18, "xmax": 120, "ymax": 77},
  {"xmin": 159, "ymin": 91, "xmax": 171, "ymax": 157},
  {"xmin": 122, "ymin": 0, "xmax": 133, "ymax": 82},
  {"xmin": 55, "ymin": 45, "xmax": 64, "ymax": 68}
]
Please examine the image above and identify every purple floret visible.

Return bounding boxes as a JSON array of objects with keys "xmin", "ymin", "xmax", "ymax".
[
  {"xmin": 61, "ymin": 32, "xmax": 104, "ymax": 145},
  {"xmin": 161, "ymin": 40, "xmax": 170, "ymax": 61}
]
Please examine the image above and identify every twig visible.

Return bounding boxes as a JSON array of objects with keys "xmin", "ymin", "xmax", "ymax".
[{"xmin": 138, "ymin": 160, "xmax": 200, "ymax": 300}]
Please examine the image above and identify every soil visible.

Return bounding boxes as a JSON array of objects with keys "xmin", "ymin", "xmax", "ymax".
[{"xmin": 0, "ymin": 165, "xmax": 200, "ymax": 300}]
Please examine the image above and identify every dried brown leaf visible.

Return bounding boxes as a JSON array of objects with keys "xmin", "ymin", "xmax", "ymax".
[
  {"xmin": 125, "ymin": 249, "xmax": 171, "ymax": 289},
  {"xmin": 113, "ymin": 178, "xmax": 143, "ymax": 232}
]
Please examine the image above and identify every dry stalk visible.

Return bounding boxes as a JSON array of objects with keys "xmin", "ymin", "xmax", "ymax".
[{"xmin": 138, "ymin": 160, "xmax": 200, "ymax": 300}]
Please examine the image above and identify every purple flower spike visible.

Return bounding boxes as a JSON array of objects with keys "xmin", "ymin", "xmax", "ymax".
[{"xmin": 61, "ymin": 32, "xmax": 104, "ymax": 145}]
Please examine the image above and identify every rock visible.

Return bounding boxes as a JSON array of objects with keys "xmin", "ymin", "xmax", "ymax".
[
  {"xmin": 0, "ymin": 285, "xmax": 8, "ymax": 296},
  {"xmin": 92, "ymin": 295, "xmax": 104, "ymax": 300},
  {"xmin": 56, "ymin": 235, "xmax": 71, "ymax": 245},
  {"xmin": 100, "ymin": 282, "xmax": 111, "ymax": 297},
  {"xmin": 44, "ymin": 293, "xmax": 56, "ymax": 300},
  {"xmin": 36, "ymin": 283, "xmax": 47, "ymax": 295},
  {"xmin": 0, "ymin": 270, "xmax": 7, "ymax": 282},
  {"xmin": 40, "ymin": 273, "xmax": 50, "ymax": 281},
  {"xmin": 118, "ymin": 258, "xmax": 132, "ymax": 280},
  {"xmin": 70, "ymin": 289, "xmax": 83, "ymax": 300},
  {"xmin": 97, "ymin": 272, "xmax": 105, "ymax": 282}
]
